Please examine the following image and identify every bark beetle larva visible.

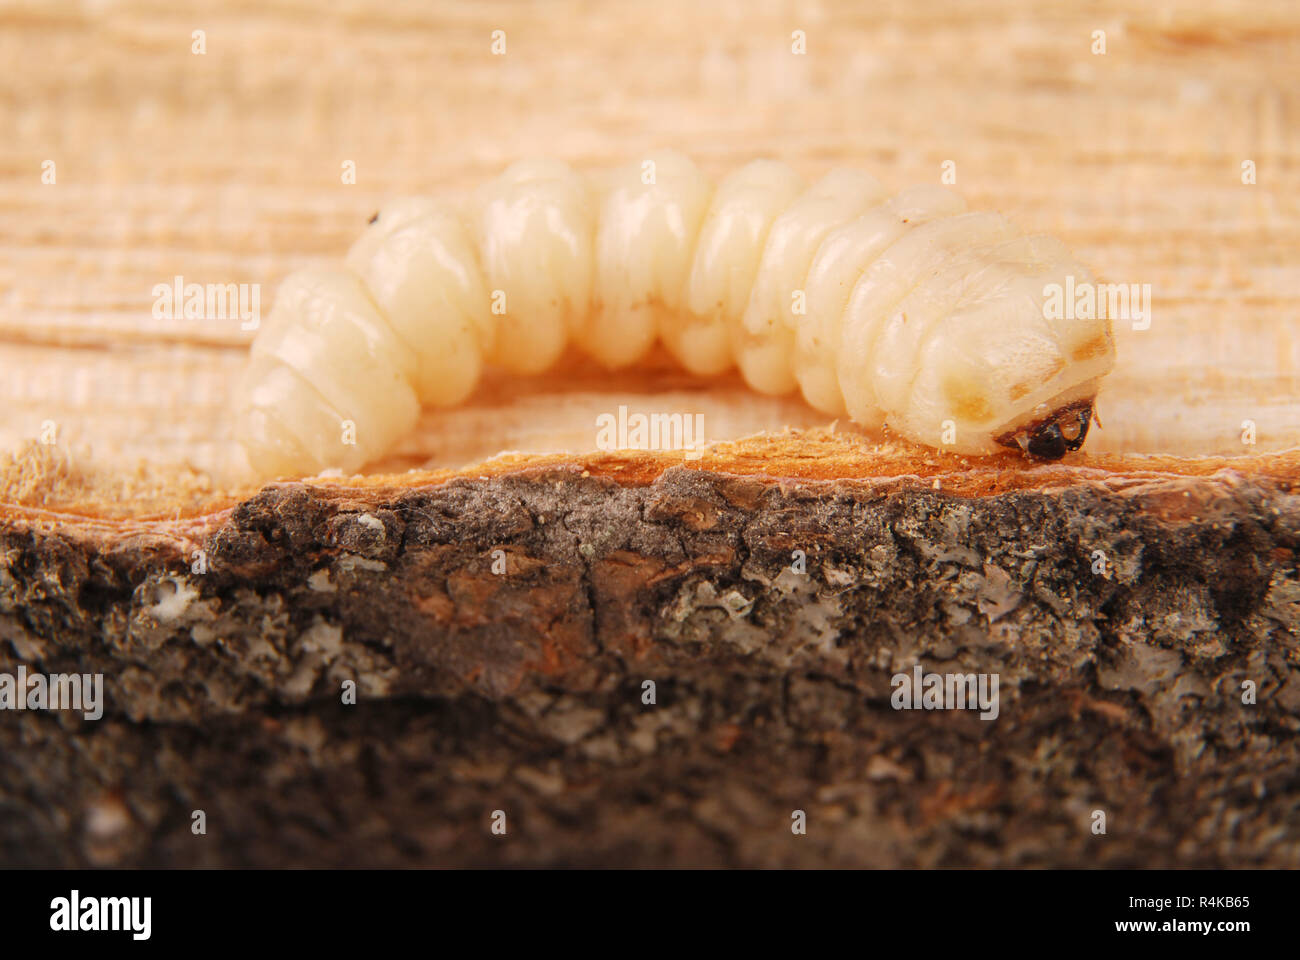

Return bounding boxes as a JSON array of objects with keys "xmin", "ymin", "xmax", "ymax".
[{"xmin": 237, "ymin": 152, "xmax": 1116, "ymax": 477}]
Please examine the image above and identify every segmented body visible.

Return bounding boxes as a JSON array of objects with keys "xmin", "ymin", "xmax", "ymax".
[{"xmin": 238, "ymin": 152, "xmax": 1116, "ymax": 476}]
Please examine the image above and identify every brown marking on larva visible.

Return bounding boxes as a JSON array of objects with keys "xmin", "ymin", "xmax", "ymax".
[
  {"xmin": 944, "ymin": 377, "xmax": 994, "ymax": 423},
  {"xmin": 1009, "ymin": 358, "xmax": 1066, "ymax": 401},
  {"xmin": 1071, "ymin": 335, "xmax": 1110, "ymax": 362},
  {"xmin": 367, "ymin": 211, "xmax": 379, "ymax": 225}
]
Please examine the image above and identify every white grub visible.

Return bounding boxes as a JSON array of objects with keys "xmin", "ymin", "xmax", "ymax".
[{"xmin": 238, "ymin": 156, "xmax": 1116, "ymax": 475}]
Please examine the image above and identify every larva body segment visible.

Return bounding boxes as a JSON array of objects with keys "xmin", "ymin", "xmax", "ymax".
[
  {"xmin": 838, "ymin": 235, "xmax": 1022, "ymax": 430},
  {"xmin": 794, "ymin": 184, "xmax": 968, "ymax": 415},
  {"xmin": 239, "ymin": 268, "xmax": 419, "ymax": 476},
  {"xmin": 344, "ymin": 199, "xmax": 493, "ymax": 405},
  {"xmin": 580, "ymin": 151, "xmax": 713, "ymax": 368},
  {"xmin": 733, "ymin": 168, "xmax": 887, "ymax": 397},
  {"xmin": 472, "ymin": 159, "xmax": 594, "ymax": 374},
  {"xmin": 667, "ymin": 159, "xmax": 806, "ymax": 375},
  {"xmin": 237, "ymin": 155, "xmax": 1117, "ymax": 477},
  {"xmin": 837, "ymin": 211, "xmax": 1021, "ymax": 428}
]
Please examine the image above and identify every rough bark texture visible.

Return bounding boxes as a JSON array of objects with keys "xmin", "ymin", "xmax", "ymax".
[{"xmin": 2, "ymin": 463, "xmax": 1298, "ymax": 867}]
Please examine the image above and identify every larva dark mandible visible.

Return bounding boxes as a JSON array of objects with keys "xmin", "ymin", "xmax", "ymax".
[{"xmin": 237, "ymin": 151, "xmax": 1117, "ymax": 476}]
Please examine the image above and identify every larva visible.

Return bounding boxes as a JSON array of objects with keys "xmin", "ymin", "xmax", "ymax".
[{"xmin": 237, "ymin": 151, "xmax": 1116, "ymax": 477}]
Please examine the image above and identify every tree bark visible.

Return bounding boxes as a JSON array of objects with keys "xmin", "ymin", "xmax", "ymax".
[{"xmin": 3, "ymin": 453, "xmax": 1298, "ymax": 867}]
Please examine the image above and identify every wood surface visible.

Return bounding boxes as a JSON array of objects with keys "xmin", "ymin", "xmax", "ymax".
[{"xmin": 1, "ymin": 0, "xmax": 1298, "ymax": 500}]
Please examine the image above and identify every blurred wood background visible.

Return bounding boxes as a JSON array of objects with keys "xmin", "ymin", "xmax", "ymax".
[{"xmin": 1, "ymin": 0, "xmax": 1297, "ymax": 485}]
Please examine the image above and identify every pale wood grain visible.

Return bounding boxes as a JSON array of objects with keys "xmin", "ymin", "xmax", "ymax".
[{"xmin": 1, "ymin": 0, "xmax": 1298, "ymax": 485}]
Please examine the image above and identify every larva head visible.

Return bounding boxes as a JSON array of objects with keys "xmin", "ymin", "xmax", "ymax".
[
  {"xmin": 995, "ymin": 398, "xmax": 1094, "ymax": 459},
  {"xmin": 985, "ymin": 261, "xmax": 1116, "ymax": 460},
  {"xmin": 898, "ymin": 251, "xmax": 1116, "ymax": 459}
]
